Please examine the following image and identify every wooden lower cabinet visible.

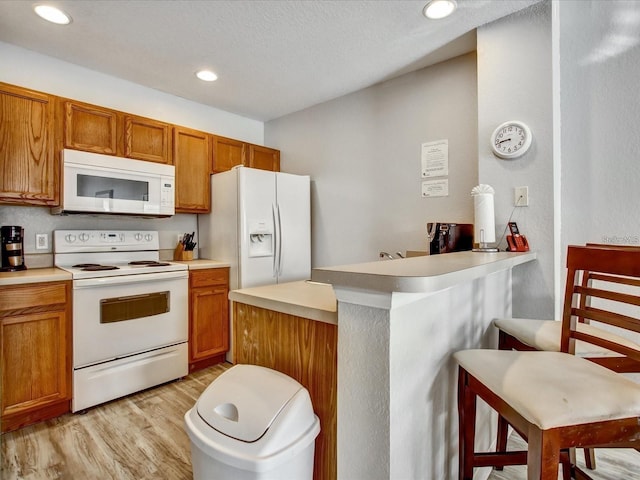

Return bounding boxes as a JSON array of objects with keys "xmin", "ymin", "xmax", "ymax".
[
  {"xmin": 0, "ymin": 281, "xmax": 72, "ymax": 433},
  {"xmin": 233, "ymin": 302, "xmax": 337, "ymax": 480},
  {"xmin": 188, "ymin": 268, "xmax": 230, "ymax": 372}
]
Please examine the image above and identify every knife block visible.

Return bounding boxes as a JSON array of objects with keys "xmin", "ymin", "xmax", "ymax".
[{"xmin": 173, "ymin": 243, "xmax": 193, "ymax": 261}]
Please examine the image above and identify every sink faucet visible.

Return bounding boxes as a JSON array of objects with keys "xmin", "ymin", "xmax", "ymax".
[
  {"xmin": 395, "ymin": 251, "xmax": 405, "ymax": 259},
  {"xmin": 379, "ymin": 251, "xmax": 394, "ymax": 260}
]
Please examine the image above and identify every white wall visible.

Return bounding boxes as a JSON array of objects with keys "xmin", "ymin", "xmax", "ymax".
[
  {"xmin": 0, "ymin": 42, "xmax": 263, "ymax": 263},
  {"xmin": 0, "ymin": 42, "xmax": 263, "ymax": 141},
  {"xmin": 558, "ymin": 1, "xmax": 640, "ymax": 262},
  {"xmin": 477, "ymin": 1, "xmax": 555, "ymax": 318},
  {"xmin": 266, "ymin": 52, "xmax": 478, "ymax": 268}
]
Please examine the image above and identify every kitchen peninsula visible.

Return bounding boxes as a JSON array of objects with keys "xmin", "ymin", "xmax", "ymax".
[
  {"xmin": 311, "ymin": 250, "xmax": 536, "ymax": 480},
  {"xmin": 228, "ymin": 251, "xmax": 535, "ymax": 480}
]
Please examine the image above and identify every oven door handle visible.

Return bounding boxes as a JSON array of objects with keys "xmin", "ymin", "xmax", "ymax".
[{"xmin": 73, "ymin": 270, "xmax": 188, "ymax": 288}]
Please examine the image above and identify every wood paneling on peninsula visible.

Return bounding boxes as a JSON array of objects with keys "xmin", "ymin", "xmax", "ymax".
[{"xmin": 233, "ymin": 302, "xmax": 337, "ymax": 480}]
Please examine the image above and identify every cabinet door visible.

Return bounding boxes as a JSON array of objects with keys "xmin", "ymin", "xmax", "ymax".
[
  {"xmin": 0, "ymin": 83, "xmax": 56, "ymax": 206},
  {"xmin": 190, "ymin": 286, "xmax": 229, "ymax": 362},
  {"xmin": 248, "ymin": 144, "xmax": 280, "ymax": 172},
  {"xmin": 212, "ymin": 135, "xmax": 246, "ymax": 173},
  {"xmin": 173, "ymin": 126, "xmax": 211, "ymax": 213},
  {"xmin": 124, "ymin": 115, "xmax": 172, "ymax": 164},
  {"xmin": 63, "ymin": 100, "xmax": 119, "ymax": 155},
  {"xmin": 189, "ymin": 268, "xmax": 229, "ymax": 372},
  {"xmin": 0, "ymin": 281, "xmax": 72, "ymax": 432}
]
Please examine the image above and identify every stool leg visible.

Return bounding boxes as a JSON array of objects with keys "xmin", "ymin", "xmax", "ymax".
[
  {"xmin": 458, "ymin": 367, "xmax": 476, "ymax": 480},
  {"xmin": 495, "ymin": 414, "xmax": 510, "ymax": 471},
  {"xmin": 527, "ymin": 428, "xmax": 560, "ymax": 480},
  {"xmin": 584, "ymin": 448, "xmax": 596, "ymax": 470}
]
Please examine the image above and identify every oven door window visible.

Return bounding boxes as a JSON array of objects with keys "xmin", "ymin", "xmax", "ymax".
[
  {"xmin": 77, "ymin": 174, "xmax": 149, "ymax": 202},
  {"xmin": 101, "ymin": 291, "xmax": 169, "ymax": 323}
]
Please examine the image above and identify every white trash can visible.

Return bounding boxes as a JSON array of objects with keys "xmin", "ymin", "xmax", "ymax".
[{"xmin": 184, "ymin": 364, "xmax": 320, "ymax": 480}]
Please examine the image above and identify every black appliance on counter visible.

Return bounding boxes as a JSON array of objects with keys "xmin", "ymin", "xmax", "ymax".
[
  {"xmin": 427, "ymin": 223, "xmax": 474, "ymax": 255},
  {"xmin": 1, "ymin": 226, "xmax": 27, "ymax": 271}
]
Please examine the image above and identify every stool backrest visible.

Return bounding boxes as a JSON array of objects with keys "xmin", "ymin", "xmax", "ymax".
[{"xmin": 561, "ymin": 245, "xmax": 640, "ymax": 370}]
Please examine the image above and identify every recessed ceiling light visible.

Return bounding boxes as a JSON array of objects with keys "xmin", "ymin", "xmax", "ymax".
[
  {"xmin": 196, "ymin": 70, "xmax": 218, "ymax": 82},
  {"xmin": 423, "ymin": 0, "xmax": 457, "ymax": 20},
  {"xmin": 34, "ymin": 4, "xmax": 72, "ymax": 25}
]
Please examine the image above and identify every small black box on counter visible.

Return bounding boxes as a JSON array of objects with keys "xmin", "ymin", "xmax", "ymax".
[{"xmin": 427, "ymin": 223, "xmax": 474, "ymax": 255}]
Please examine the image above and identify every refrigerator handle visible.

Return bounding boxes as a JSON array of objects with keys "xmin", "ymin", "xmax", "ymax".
[
  {"xmin": 271, "ymin": 203, "xmax": 278, "ymax": 278},
  {"xmin": 276, "ymin": 203, "xmax": 283, "ymax": 277},
  {"xmin": 272, "ymin": 203, "xmax": 279, "ymax": 278}
]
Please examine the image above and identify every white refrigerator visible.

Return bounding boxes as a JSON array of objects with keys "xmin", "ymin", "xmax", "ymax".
[{"xmin": 199, "ymin": 166, "xmax": 311, "ymax": 291}]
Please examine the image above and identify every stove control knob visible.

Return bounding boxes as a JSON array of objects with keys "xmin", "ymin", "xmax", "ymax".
[
  {"xmin": 134, "ymin": 233, "xmax": 143, "ymax": 241},
  {"xmin": 144, "ymin": 234, "xmax": 153, "ymax": 242},
  {"xmin": 65, "ymin": 234, "xmax": 77, "ymax": 243},
  {"xmin": 79, "ymin": 233, "xmax": 90, "ymax": 242}
]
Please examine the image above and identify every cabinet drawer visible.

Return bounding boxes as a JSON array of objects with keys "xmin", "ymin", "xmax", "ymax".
[
  {"xmin": 0, "ymin": 282, "xmax": 69, "ymax": 314},
  {"xmin": 190, "ymin": 268, "xmax": 229, "ymax": 288}
]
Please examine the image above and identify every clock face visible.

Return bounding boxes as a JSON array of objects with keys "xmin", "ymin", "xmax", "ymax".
[{"xmin": 491, "ymin": 121, "xmax": 532, "ymax": 159}]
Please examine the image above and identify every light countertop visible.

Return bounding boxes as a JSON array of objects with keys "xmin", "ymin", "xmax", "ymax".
[
  {"xmin": 311, "ymin": 250, "xmax": 537, "ymax": 293},
  {"xmin": 229, "ymin": 280, "xmax": 337, "ymax": 325},
  {"xmin": 0, "ymin": 267, "xmax": 71, "ymax": 286},
  {"xmin": 173, "ymin": 259, "xmax": 230, "ymax": 270}
]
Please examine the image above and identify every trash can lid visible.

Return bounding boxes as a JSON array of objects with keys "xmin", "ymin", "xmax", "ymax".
[{"xmin": 196, "ymin": 364, "xmax": 304, "ymax": 443}]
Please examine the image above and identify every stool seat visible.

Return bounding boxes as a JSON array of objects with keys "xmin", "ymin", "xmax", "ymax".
[
  {"xmin": 493, "ymin": 318, "xmax": 640, "ymax": 355},
  {"xmin": 455, "ymin": 349, "xmax": 640, "ymax": 430}
]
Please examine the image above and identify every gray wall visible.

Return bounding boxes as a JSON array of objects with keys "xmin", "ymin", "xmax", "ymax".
[
  {"xmin": 477, "ymin": 1, "xmax": 555, "ymax": 318},
  {"xmin": 559, "ymin": 1, "xmax": 640, "ymax": 253},
  {"xmin": 266, "ymin": 52, "xmax": 479, "ymax": 268}
]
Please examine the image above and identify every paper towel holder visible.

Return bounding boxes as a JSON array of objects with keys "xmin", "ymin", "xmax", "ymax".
[{"xmin": 471, "ymin": 184, "xmax": 499, "ymax": 253}]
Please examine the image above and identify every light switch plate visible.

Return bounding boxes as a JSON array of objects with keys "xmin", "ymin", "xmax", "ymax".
[
  {"xmin": 36, "ymin": 233, "xmax": 49, "ymax": 250},
  {"xmin": 514, "ymin": 186, "xmax": 529, "ymax": 207}
]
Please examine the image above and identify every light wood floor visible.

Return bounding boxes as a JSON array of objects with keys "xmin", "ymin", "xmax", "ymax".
[
  {"xmin": 2, "ymin": 362, "xmax": 638, "ymax": 479},
  {"xmin": 487, "ymin": 434, "xmax": 640, "ymax": 480},
  {"xmin": 1, "ymin": 363, "xmax": 230, "ymax": 480}
]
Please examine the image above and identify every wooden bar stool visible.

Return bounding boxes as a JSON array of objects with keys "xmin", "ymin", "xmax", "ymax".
[
  {"xmin": 455, "ymin": 245, "xmax": 640, "ymax": 479},
  {"xmin": 492, "ymin": 244, "xmax": 640, "ymax": 470}
]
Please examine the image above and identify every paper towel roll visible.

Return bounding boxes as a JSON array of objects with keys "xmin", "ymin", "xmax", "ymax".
[{"xmin": 471, "ymin": 185, "xmax": 496, "ymax": 244}]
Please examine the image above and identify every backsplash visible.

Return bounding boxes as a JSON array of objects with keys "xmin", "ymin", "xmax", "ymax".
[{"xmin": 0, "ymin": 205, "xmax": 200, "ymax": 267}]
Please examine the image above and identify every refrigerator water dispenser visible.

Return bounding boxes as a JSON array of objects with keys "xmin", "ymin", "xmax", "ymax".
[{"xmin": 249, "ymin": 232, "xmax": 273, "ymax": 257}]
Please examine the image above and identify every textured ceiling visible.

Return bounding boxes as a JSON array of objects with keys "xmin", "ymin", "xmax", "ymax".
[{"xmin": 0, "ymin": 0, "xmax": 540, "ymax": 121}]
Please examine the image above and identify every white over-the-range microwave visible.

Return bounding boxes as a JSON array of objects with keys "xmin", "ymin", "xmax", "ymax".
[{"xmin": 51, "ymin": 149, "xmax": 175, "ymax": 217}]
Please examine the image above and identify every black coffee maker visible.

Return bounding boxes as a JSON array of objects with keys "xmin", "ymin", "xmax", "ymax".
[{"xmin": 1, "ymin": 226, "xmax": 27, "ymax": 271}]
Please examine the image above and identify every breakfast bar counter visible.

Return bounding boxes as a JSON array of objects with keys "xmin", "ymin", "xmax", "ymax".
[
  {"xmin": 229, "ymin": 280, "xmax": 337, "ymax": 324},
  {"xmin": 310, "ymin": 250, "xmax": 536, "ymax": 480},
  {"xmin": 311, "ymin": 250, "xmax": 535, "ymax": 293}
]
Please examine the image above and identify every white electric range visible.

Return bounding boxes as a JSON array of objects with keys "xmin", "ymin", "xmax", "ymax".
[{"xmin": 54, "ymin": 230, "xmax": 189, "ymax": 412}]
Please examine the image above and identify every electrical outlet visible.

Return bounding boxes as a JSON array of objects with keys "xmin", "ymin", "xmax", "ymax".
[
  {"xmin": 36, "ymin": 233, "xmax": 49, "ymax": 250},
  {"xmin": 514, "ymin": 186, "xmax": 529, "ymax": 207}
]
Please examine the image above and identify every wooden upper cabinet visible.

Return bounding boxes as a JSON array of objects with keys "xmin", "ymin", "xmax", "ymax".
[
  {"xmin": 212, "ymin": 135, "xmax": 246, "ymax": 173},
  {"xmin": 173, "ymin": 126, "xmax": 211, "ymax": 213},
  {"xmin": 249, "ymin": 144, "xmax": 280, "ymax": 172},
  {"xmin": 124, "ymin": 115, "xmax": 172, "ymax": 164},
  {"xmin": 0, "ymin": 83, "xmax": 57, "ymax": 206},
  {"xmin": 62, "ymin": 100, "xmax": 119, "ymax": 155},
  {"xmin": 212, "ymin": 136, "xmax": 281, "ymax": 173}
]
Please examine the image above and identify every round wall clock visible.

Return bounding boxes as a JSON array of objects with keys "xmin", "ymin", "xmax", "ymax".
[{"xmin": 490, "ymin": 120, "xmax": 532, "ymax": 159}]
